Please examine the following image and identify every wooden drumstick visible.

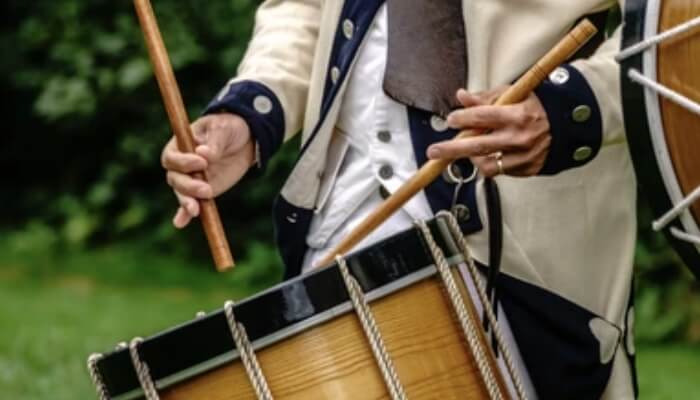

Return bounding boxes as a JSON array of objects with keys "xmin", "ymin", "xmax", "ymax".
[
  {"xmin": 134, "ymin": 0, "xmax": 234, "ymax": 271},
  {"xmin": 317, "ymin": 19, "xmax": 598, "ymax": 268}
]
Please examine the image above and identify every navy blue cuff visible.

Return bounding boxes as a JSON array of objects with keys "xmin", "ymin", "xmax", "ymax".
[
  {"xmin": 534, "ymin": 64, "xmax": 602, "ymax": 175},
  {"xmin": 204, "ymin": 80, "xmax": 285, "ymax": 169}
]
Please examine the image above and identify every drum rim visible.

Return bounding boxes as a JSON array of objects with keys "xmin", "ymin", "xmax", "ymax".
[
  {"xmin": 93, "ymin": 217, "xmax": 466, "ymax": 398},
  {"xmin": 621, "ymin": 0, "xmax": 700, "ymax": 276}
]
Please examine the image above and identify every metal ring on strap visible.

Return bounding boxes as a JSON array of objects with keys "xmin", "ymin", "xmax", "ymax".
[
  {"xmin": 336, "ymin": 256, "xmax": 408, "ymax": 400},
  {"xmin": 415, "ymin": 219, "xmax": 504, "ymax": 400},
  {"xmin": 437, "ymin": 210, "xmax": 528, "ymax": 400},
  {"xmin": 129, "ymin": 337, "xmax": 161, "ymax": 400},
  {"xmin": 87, "ymin": 353, "xmax": 110, "ymax": 400},
  {"xmin": 224, "ymin": 300, "xmax": 274, "ymax": 400}
]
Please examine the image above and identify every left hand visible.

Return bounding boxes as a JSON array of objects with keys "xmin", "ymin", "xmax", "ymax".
[{"xmin": 427, "ymin": 87, "xmax": 551, "ymax": 177}]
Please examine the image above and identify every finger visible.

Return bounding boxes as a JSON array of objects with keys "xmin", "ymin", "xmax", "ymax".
[
  {"xmin": 427, "ymin": 131, "xmax": 514, "ymax": 160},
  {"xmin": 473, "ymin": 153, "xmax": 528, "ymax": 178},
  {"xmin": 166, "ymin": 171, "xmax": 213, "ymax": 199},
  {"xmin": 174, "ymin": 191, "xmax": 200, "ymax": 217},
  {"xmin": 173, "ymin": 206, "xmax": 193, "ymax": 229},
  {"xmin": 455, "ymin": 89, "xmax": 487, "ymax": 108},
  {"xmin": 162, "ymin": 148, "xmax": 208, "ymax": 173},
  {"xmin": 447, "ymin": 104, "xmax": 528, "ymax": 130},
  {"xmin": 195, "ymin": 144, "xmax": 225, "ymax": 163}
]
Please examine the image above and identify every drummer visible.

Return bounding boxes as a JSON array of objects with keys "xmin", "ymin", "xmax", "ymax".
[{"xmin": 161, "ymin": 1, "xmax": 636, "ymax": 399}]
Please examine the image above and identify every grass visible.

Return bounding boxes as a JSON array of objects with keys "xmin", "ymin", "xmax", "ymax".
[{"xmin": 0, "ymin": 243, "xmax": 698, "ymax": 399}]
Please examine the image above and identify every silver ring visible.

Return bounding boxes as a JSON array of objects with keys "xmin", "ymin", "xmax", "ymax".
[{"xmin": 446, "ymin": 162, "xmax": 479, "ymax": 184}]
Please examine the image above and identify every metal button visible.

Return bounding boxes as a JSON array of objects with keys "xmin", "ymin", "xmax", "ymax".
[
  {"xmin": 573, "ymin": 146, "xmax": 593, "ymax": 162},
  {"xmin": 452, "ymin": 204, "xmax": 471, "ymax": 223},
  {"xmin": 379, "ymin": 185, "xmax": 391, "ymax": 199},
  {"xmin": 430, "ymin": 115, "xmax": 449, "ymax": 132},
  {"xmin": 253, "ymin": 95, "xmax": 273, "ymax": 114},
  {"xmin": 549, "ymin": 67, "xmax": 570, "ymax": 85},
  {"xmin": 342, "ymin": 19, "xmax": 355, "ymax": 40},
  {"xmin": 331, "ymin": 67, "xmax": 340, "ymax": 84},
  {"xmin": 377, "ymin": 130, "xmax": 391, "ymax": 143},
  {"xmin": 378, "ymin": 165, "xmax": 394, "ymax": 180},
  {"xmin": 572, "ymin": 105, "xmax": 592, "ymax": 123}
]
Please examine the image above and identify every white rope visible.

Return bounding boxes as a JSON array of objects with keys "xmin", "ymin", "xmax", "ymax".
[
  {"xmin": 627, "ymin": 69, "xmax": 700, "ymax": 116},
  {"xmin": 87, "ymin": 353, "xmax": 110, "ymax": 400},
  {"xmin": 437, "ymin": 211, "xmax": 528, "ymax": 400},
  {"xmin": 616, "ymin": 15, "xmax": 700, "ymax": 61},
  {"xmin": 653, "ymin": 185, "xmax": 700, "ymax": 231},
  {"xmin": 336, "ymin": 256, "xmax": 408, "ymax": 400},
  {"xmin": 671, "ymin": 227, "xmax": 700, "ymax": 246},
  {"xmin": 415, "ymin": 220, "xmax": 504, "ymax": 400},
  {"xmin": 224, "ymin": 301, "xmax": 274, "ymax": 400},
  {"xmin": 129, "ymin": 338, "xmax": 160, "ymax": 400}
]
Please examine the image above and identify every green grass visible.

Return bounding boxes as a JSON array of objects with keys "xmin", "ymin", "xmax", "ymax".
[{"xmin": 0, "ymin": 244, "xmax": 698, "ymax": 399}]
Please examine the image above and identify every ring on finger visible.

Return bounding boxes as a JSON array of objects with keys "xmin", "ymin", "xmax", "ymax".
[{"xmin": 490, "ymin": 151, "xmax": 505, "ymax": 175}]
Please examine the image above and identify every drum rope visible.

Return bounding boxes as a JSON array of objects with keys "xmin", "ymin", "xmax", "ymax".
[
  {"xmin": 87, "ymin": 353, "xmax": 110, "ymax": 400},
  {"xmin": 438, "ymin": 210, "xmax": 528, "ymax": 400},
  {"xmin": 224, "ymin": 300, "xmax": 274, "ymax": 400},
  {"xmin": 615, "ymin": 15, "xmax": 700, "ymax": 61},
  {"xmin": 129, "ymin": 337, "xmax": 161, "ymax": 400},
  {"xmin": 336, "ymin": 256, "xmax": 408, "ymax": 400},
  {"xmin": 415, "ymin": 219, "xmax": 503, "ymax": 400},
  {"xmin": 627, "ymin": 69, "xmax": 700, "ymax": 117}
]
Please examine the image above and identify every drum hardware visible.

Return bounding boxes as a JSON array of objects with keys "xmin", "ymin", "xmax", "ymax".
[
  {"xmin": 618, "ymin": 0, "xmax": 700, "ymax": 273},
  {"xmin": 336, "ymin": 256, "xmax": 408, "ymax": 400},
  {"xmin": 224, "ymin": 300, "xmax": 274, "ymax": 400},
  {"xmin": 87, "ymin": 353, "xmax": 110, "ymax": 400},
  {"xmin": 129, "ymin": 338, "xmax": 160, "ymax": 400}
]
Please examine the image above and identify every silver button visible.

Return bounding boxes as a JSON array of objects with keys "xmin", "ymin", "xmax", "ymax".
[
  {"xmin": 549, "ymin": 67, "xmax": 570, "ymax": 85},
  {"xmin": 377, "ymin": 130, "xmax": 391, "ymax": 143},
  {"xmin": 342, "ymin": 19, "xmax": 355, "ymax": 40},
  {"xmin": 452, "ymin": 204, "xmax": 471, "ymax": 223},
  {"xmin": 430, "ymin": 115, "xmax": 449, "ymax": 132},
  {"xmin": 378, "ymin": 165, "xmax": 394, "ymax": 180},
  {"xmin": 331, "ymin": 67, "xmax": 340, "ymax": 84},
  {"xmin": 253, "ymin": 95, "xmax": 273, "ymax": 114},
  {"xmin": 572, "ymin": 105, "xmax": 592, "ymax": 123},
  {"xmin": 573, "ymin": 146, "xmax": 593, "ymax": 162}
]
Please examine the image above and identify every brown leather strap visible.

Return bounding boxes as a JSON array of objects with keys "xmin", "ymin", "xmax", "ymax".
[{"xmin": 383, "ymin": 0, "xmax": 467, "ymax": 117}]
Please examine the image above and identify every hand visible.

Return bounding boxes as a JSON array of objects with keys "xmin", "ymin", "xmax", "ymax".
[
  {"xmin": 161, "ymin": 113, "xmax": 255, "ymax": 228},
  {"xmin": 427, "ymin": 88, "xmax": 551, "ymax": 177}
]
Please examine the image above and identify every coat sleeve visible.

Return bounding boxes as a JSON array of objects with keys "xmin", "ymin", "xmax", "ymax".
[
  {"xmin": 535, "ymin": 3, "xmax": 625, "ymax": 175},
  {"xmin": 204, "ymin": 0, "xmax": 321, "ymax": 168}
]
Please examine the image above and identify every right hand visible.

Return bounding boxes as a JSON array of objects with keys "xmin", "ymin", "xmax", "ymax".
[{"xmin": 161, "ymin": 113, "xmax": 255, "ymax": 229}]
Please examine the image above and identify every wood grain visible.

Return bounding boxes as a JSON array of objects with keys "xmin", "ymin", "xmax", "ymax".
[
  {"xmin": 133, "ymin": 0, "xmax": 234, "ymax": 271},
  {"xmin": 316, "ymin": 19, "xmax": 598, "ymax": 268},
  {"xmin": 658, "ymin": 0, "xmax": 700, "ymax": 222},
  {"xmin": 161, "ymin": 276, "xmax": 508, "ymax": 399}
]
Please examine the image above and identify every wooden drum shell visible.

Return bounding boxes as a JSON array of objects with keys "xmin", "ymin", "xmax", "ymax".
[{"xmin": 161, "ymin": 271, "xmax": 504, "ymax": 399}]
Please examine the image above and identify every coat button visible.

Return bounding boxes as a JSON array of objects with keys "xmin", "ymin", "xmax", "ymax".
[
  {"xmin": 342, "ymin": 19, "xmax": 355, "ymax": 40},
  {"xmin": 452, "ymin": 204, "xmax": 470, "ymax": 223},
  {"xmin": 378, "ymin": 165, "xmax": 394, "ymax": 180},
  {"xmin": 572, "ymin": 105, "xmax": 592, "ymax": 123},
  {"xmin": 253, "ymin": 95, "xmax": 273, "ymax": 114},
  {"xmin": 549, "ymin": 67, "xmax": 570, "ymax": 85},
  {"xmin": 331, "ymin": 67, "xmax": 340, "ymax": 84},
  {"xmin": 377, "ymin": 130, "xmax": 392, "ymax": 143},
  {"xmin": 573, "ymin": 146, "xmax": 593, "ymax": 162},
  {"xmin": 430, "ymin": 115, "xmax": 449, "ymax": 132}
]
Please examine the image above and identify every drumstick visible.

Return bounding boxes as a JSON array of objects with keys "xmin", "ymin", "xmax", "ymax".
[
  {"xmin": 316, "ymin": 19, "xmax": 598, "ymax": 268},
  {"xmin": 134, "ymin": 0, "xmax": 234, "ymax": 272}
]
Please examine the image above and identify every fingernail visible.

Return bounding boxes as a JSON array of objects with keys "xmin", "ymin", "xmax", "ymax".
[
  {"xmin": 446, "ymin": 114, "xmax": 457, "ymax": 128},
  {"xmin": 428, "ymin": 147, "xmax": 442, "ymax": 159}
]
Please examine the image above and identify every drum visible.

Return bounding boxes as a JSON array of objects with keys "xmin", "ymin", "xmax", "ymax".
[
  {"xmin": 619, "ymin": 0, "xmax": 700, "ymax": 277},
  {"xmin": 87, "ymin": 214, "xmax": 523, "ymax": 399}
]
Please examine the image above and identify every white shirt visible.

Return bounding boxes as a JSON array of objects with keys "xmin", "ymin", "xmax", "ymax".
[{"xmin": 302, "ymin": 5, "xmax": 434, "ymax": 271}]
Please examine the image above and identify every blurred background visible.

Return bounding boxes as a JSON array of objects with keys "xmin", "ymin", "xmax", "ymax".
[{"xmin": 0, "ymin": 1, "xmax": 698, "ymax": 398}]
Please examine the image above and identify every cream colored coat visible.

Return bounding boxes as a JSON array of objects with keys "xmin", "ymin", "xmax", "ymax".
[{"xmin": 224, "ymin": 1, "xmax": 636, "ymax": 397}]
